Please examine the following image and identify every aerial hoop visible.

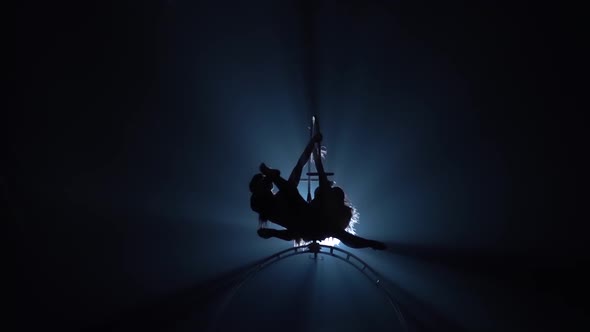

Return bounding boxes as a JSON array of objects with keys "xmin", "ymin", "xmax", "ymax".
[{"xmin": 213, "ymin": 243, "xmax": 408, "ymax": 332}]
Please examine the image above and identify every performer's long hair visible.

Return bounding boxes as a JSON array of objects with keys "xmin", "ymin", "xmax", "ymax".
[{"xmin": 344, "ymin": 196, "xmax": 359, "ymax": 235}]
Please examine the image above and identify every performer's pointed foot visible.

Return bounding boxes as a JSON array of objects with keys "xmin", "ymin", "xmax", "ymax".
[{"xmin": 260, "ymin": 163, "xmax": 280, "ymax": 178}]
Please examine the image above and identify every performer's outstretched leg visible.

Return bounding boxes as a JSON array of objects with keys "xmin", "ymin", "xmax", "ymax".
[
  {"xmin": 334, "ymin": 230, "xmax": 387, "ymax": 250},
  {"xmin": 258, "ymin": 228, "xmax": 296, "ymax": 241}
]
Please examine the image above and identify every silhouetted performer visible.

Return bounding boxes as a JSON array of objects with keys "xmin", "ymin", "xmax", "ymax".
[{"xmin": 250, "ymin": 133, "xmax": 386, "ymax": 250}]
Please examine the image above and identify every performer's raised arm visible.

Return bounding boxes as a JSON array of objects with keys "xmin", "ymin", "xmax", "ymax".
[
  {"xmin": 288, "ymin": 132, "xmax": 323, "ymax": 186},
  {"xmin": 259, "ymin": 132, "xmax": 322, "ymax": 191}
]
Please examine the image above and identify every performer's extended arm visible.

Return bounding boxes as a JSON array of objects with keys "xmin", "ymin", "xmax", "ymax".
[
  {"xmin": 334, "ymin": 230, "xmax": 387, "ymax": 250},
  {"xmin": 257, "ymin": 228, "xmax": 297, "ymax": 241}
]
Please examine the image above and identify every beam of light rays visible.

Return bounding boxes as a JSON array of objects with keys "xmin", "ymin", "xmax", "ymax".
[
  {"xmin": 352, "ymin": 246, "xmax": 514, "ymax": 332},
  {"xmin": 300, "ymin": 0, "xmax": 320, "ymax": 119},
  {"xmin": 380, "ymin": 241, "xmax": 553, "ymax": 281},
  {"xmin": 213, "ymin": 244, "xmax": 407, "ymax": 332}
]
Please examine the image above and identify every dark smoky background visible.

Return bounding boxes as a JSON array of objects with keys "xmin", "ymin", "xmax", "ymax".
[{"xmin": 10, "ymin": 1, "xmax": 588, "ymax": 331}]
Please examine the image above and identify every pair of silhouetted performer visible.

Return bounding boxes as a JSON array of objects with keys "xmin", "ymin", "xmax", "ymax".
[{"xmin": 250, "ymin": 132, "xmax": 386, "ymax": 250}]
